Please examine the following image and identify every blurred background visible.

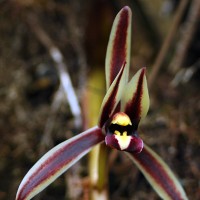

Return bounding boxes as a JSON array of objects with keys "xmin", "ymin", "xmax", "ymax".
[{"xmin": 0, "ymin": 0, "xmax": 200, "ymax": 199}]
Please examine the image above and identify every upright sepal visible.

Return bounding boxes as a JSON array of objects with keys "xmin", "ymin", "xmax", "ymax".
[
  {"xmin": 16, "ymin": 127, "xmax": 104, "ymax": 200},
  {"xmin": 106, "ymin": 6, "xmax": 132, "ymax": 88},
  {"xmin": 126, "ymin": 144, "xmax": 188, "ymax": 200},
  {"xmin": 121, "ymin": 68, "xmax": 149, "ymax": 126}
]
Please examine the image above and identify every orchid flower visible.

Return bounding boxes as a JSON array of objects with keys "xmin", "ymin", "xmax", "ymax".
[{"xmin": 16, "ymin": 6, "xmax": 188, "ymax": 200}]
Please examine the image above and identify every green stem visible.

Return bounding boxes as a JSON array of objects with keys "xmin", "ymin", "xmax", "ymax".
[
  {"xmin": 83, "ymin": 68, "xmax": 108, "ymax": 200},
  {"xmin": 89, "ymin": 144, "xmax": 108, "ymax": 200}
]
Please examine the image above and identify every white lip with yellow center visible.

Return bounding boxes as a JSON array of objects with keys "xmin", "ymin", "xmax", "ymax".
[{"xmin": 114, "ymin": 131, "xmax": 131, "ymax": 150}]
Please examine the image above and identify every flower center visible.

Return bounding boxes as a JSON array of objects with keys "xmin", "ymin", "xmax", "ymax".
[
  {"xmin": 104, "ymin": 112, "xmax": 133, "ymax": 150},
  {"xmin": 104, "ymin": 112, "xmax": 143, "ymax": 153},
  {"xmin": 108, "ymin": 112, "xmax": 133, "ymax": 136}
]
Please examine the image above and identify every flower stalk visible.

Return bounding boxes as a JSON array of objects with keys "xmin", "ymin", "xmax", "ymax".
[{"xmin": 83, "ymin": 69, "xmax": 108, "ymax": 200}]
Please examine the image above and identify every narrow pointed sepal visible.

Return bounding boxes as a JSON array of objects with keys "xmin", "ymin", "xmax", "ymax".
[
  {"xmin": 121, "ymin": 68, "xmax": 150, "ymax": 125},
  {"xmin": 106, "ymin": 6, "xmax": 132, "ymax": 88},
  {"xmin": 126, "ymin": 144, "xmax": 188, "ymax": 200},
  {"xmin": 98, "ymin": 62, "xmax": 127, "ymax": 128},
  {"xmin": 16, "ymin": 127, "xmax": 104, "ymax": 200}
]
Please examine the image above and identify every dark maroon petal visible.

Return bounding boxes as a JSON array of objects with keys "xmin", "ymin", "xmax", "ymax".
[
  {"xmin": 105, "ymin": 133, "xmax": 143, "ymax": 153},
  {"xmin": 98, "ymin": 62, "xmax": 126, "ymax": 128},
  {"xmin": 16, "ymin": 127, "xmax": 104, "ymax": 200},
  {"xmin": 106, "ymin": 6, "xmax": 131, "ymax": 88},
  {"xmin": 125, "ymin": 136, "xmax": 143, "ymax": 153},
  {"xmin": 105, "ymin": 134, "xmax": 120, "ymax": 150},
  {"xmin": 121, "ymin": 68, "xmax": 149, "ymax": 127},
  {"xmin": 124, "ymin": 68, "xmax": 145, "ymax": 120},
  {"xmin": 126, "ymin": 145, "xmax": 188, "ymax": 200}
]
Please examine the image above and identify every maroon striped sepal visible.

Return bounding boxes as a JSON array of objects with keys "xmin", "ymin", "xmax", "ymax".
[
  {"xmin": 126, "ymin": 144, "xmax": 188, "ymax": 200},
  {"xmin": 16, "ymin": 127, "xmax": 104, "ymax": 200}
]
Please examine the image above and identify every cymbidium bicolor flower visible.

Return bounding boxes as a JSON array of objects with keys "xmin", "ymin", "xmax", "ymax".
[{"xmin": 16, "ymin": 6, "xmax": 188, "ymax": 200}]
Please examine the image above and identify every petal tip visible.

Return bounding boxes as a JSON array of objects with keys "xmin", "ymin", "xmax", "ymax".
[
  {"xmin": 139, "ymin": 67, "xmax": 147, "ymax": 77},
  {"xmin": 121, "ymin": 6, "xmax": 132, "ymax": 15}
]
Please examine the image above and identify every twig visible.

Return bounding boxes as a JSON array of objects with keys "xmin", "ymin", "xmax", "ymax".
[
  {"xmin": 26, "ymin": 12, "xmax": 82, "ymax": 128},
  {"xmin": 66, "ymin": 0, "xmax": 88, "ymax": 94},
  {"xmin": 148, "ymin": 0, "xmax": 189, "ymax": 90},
  {"xmin": 169, "ymin": 0, "xmax": 200, "ymax": 73},
  {"xmin": 25, "ymin": 11, "xmax": 84, "ymax": 200},
  {"xmin": 62, "ymin": 2, "xmax": 89, "ymax": 199},
  {"xmin": 171, "ymin": 59, "xmax": 200, "ymax": 87}
]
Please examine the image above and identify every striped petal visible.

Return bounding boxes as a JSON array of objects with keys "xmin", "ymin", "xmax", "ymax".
[
  {"xmin": 105, "ymin": 6, "xmax": 132, "ymax": 89},
  {"xmin": 98, "ymin": 62, "xmax": 127, "ymax": 128},
  {"xmin": 121, "ymin": 68, "xmax": 149, "ymax": 127},
  {"xmin": 16, "ymin": 127, "xmax": 104, "ymax": 200},
  {"xmin": 126, "ymin": 144, "xmax": 188, "ymax": 200}
]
